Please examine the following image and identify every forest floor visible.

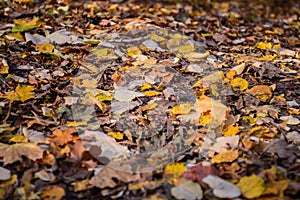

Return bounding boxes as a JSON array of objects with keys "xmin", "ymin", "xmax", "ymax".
[{"xmin": 0, "ymin": 0, "xmax": 299, "ymax": 199}]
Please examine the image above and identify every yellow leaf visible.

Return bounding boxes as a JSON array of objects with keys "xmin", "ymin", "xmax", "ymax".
[
  {"xmin": 141, "ymin": 83, "xmax": 152, "ymax": 91},
  {"xmin": 143, "ymin": 90, "xmax": 162, "ymax": 97},
  {"xmin": 15, "ymin": 84, "xmax": 35, "ymax": 102},
  {"xmin": 198, "ymin": 113, "xmax": 212, "ymax": 126},
  {"xmin": 127, "ymin": 46, "xmax": 142, "ymax": 57},
  {"xmin": 222, "ymin": 125, "xmax": 239, "ymax": 136},
  {"xmin": 9, "ymin": 135, "xmax": 28, "ymax": 143},
  {"xmin": 66, "ymin": 121, "xmax": 87, "ymax": 127},
  {"xmin": 171, "ymin": 103, "xmax": 193, "ymax": 115},
  {"xmin": 0, "ymin": 174, "xmax": 17, "ymax": 198},
  {"xmin": 107, "ymin": 132, "xmax": 123, "ymax": 140},
  {"xmin": 177, "ymin": 44, "xmax": 195, "ymax": 53},
  {"xmin": 272, "ymin": 43, "xmax": 281, "ymax": 51},
  {"xmin": 40, "ymin": 185, "xmax": 65, "ymax": 200},
  {"xmin": 183, "ymin": 51, "xmax": 210, "ymax": 61},
  {"xmin": 237, "ymin": 174, "xmax": 265, "ymax": 199},
  {"xmin": 164, "ymin": 162, "xmax": 186, "ymax": 178},
  {"xmin": 257, "ymin": 41, "xmax": 272, "ymax": 50},
  {"xmin": 211, "ymin": 150, "xmax": 239, "ymax": 163},
  {"xmin": 35, "ymin": 43, "xmax": 54, "ymax": 54},
  {"xmin": 230, "ymin": 77, "xmax": 249, "ymax": 91},
  {"xmin": 3, "ymin": 84, "xmax": 35, "ymax": 102},
  {"xmin": 141, "ymin": 102, "xmax": 158, "ymax": 111},
  {"xmin": 263, "ymin": 180, "xmax": 288, "ymax": 196},
  {"xmin": 257, "ymin": 54, "xmax": 277, "ymax": 61},
  {"xmin": 226, "ymin": 70, "xmax": 236, "ymax": 80},
  {"xmin": 248, "ymin": 85, "xmax": 272, "ymax": 102},
  {"xmin": 150, "ymin": 33, "xmax": 166, "ymax": 42}
]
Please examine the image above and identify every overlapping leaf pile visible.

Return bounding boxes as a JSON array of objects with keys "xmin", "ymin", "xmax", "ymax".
[{"xmin": 0, "ymin": 0, "xmax": 299, "ymax": 199}]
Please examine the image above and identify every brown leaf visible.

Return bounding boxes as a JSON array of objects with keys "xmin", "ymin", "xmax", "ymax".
[
  {"xmin": 247, "ymin": 85, "xmax": 272, "ymax": 102},
  {"xmin": 0, "ymin": 143, "xmax": 44, "ymax": 165},
  {"xmin": 90, "ymin": 166, "xmax": 140, "ymax": 188}
]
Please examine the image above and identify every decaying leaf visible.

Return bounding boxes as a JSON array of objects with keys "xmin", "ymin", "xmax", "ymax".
[
  {"xmin": 203, "ymin": 175, "xmax": 241, "ymax": 198},
  {"xmin": 171, "ymin": 180, "xmax": 203, "ymax": 200},
  {"xmin": 0, "ymin": 142, "xmax": 44, "ymax": 165}
]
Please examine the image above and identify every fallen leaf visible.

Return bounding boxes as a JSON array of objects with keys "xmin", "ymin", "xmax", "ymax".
[
  {"xmin": 0, "ymin": 59, "xmax": 9, "ymax": 74},
  {"xmin": 127, "ymin": 46, "xmax": 142, "ymax": 57},
  {"xmin": 171, "ymin": 180, "xmax": 203, "ymax": 200},
  {"xmin": 211, "ymin": 150, "xmax": 239, "ymax": 163},
  {"xmin": 222, "ymin": 125, "xmax": 239, "ymax": 136},
  {"xmin": 90, "ymin": 166, "xmax": 140, "ymax": 188},
  {"xmin": 182, "ymin": 164, "xmax": 218, "ymax": 183},
  {"xmin": 231, "ymin": 77, "xmax": 249, "ymax": 91},
  {"xmin": 107, "ymin": 131, "xmax": 123, "ymax": 140},
  {"xmin": 247, "ymin": 85, "xmax": 272, "ymax": 102},
  {"xmin": 71, "ymin": 179, "xmax": 94, "ymax": 192},
  {"xmin": 237, "ymin": 174, "xmax": 265, "ymax": 199},
  {"xmin": 143, "ymin": 90, "xmax": 162, "ymax": 97},
  {"xmin": 0, "ymin": 142, "xmax": 44, "ymax": 165},
  {"xmin": 202, "ymin": 175, "xmax": 241, "ymax": 198},
  {"xmin": 47, "ymin": 128, "xmax": 77, "ymax": 146},
  {"xmin": 165, "ymin": 162, "xmax": 187, "ymax": 180},
  {"xmin": 40, "ymin": 185, "xmax": 65, "ymax": 200},
  {"xmin": 171, "ymin": 103, "xmax": 193, "ymax": 115},
  {"xmin": 35, "ymin": 43, "xmax": 54, "ymax": 54},
  {"xmin": 0, "ymin": 167, "xmax": 11, "ymax": 181},
  {"xmin": 257, "ymin": 41, "xmax": 272, "ymax": 50}
]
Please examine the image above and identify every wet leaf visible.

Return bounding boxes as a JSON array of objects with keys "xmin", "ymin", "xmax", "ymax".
[
  {"xmin": 237, "ymin": 174, "xmax": 265, "ymax": 199},
  {"xmin": 211, "ymin": 150, "xmax": 239, "ymax": 163}
]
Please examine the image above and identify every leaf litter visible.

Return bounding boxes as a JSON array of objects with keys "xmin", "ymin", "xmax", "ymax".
[{"xmin": 0, "ymin": 0, "xmax": 299, "ymax": 199}]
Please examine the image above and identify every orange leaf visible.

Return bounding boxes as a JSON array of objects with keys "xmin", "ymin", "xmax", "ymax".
[
  {"xmin": 48, "ymin": 128, "xmax": 77, "ymax": 146},
  {"xmin": 248, "ymin": 85, "xmax": 272, "ymax": 102}
]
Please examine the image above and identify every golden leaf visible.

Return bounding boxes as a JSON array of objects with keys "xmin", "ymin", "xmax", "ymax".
[
  {"xmin": 230, "ymin": 77, "xmax": 249, "ymax": 91},
  {"xmin": 257, "ymin": 41, "xmax": 272, "ymax": 50},
  {"xmin": 237, "ymin": 174, "xmax": 265, "ymax": 199},
  {"xmin": 171, "ymin": 103, "xmax": 193, "ymax": 115},
  {"xmin": 164, "ymin": 162, "xmax": 186, "ymax": 179},
  {"xmin": 35, "ymin": 43, "xmax": 54, "ymax": 54},
  {"xmin": 222, "ymin": 125, "xmax": 239, "ymax": 136},
  {"xmin": 211, "ymin": 150, "xmax": 239, "ymax": 163},
  {"xmin": 127, "ymin": 46, "xmax": 142, "ymax": 57},
  {"xmin": 143, "ymin": 90, "xmax": 162, "ymax": 97},
  {"xmin": 107, "ymin": 132, "xmax": 123, "ymax": 140},
  {"xmin": 40, "ymin": 185, "xmax": 65, "ymax": 200}
]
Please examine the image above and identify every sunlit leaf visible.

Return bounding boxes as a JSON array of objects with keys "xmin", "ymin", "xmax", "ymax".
[
  {"xmin": 257, "ymin": 41, "xmax": 272, "ymax": 50},
  {"xmin": 237, "ymin": 174, "xmax": 265, "ymax": 199}
]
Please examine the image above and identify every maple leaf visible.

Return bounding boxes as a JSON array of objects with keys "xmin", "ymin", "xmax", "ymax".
[
  {"xmin": 0, "ymin": 143, "xmax": 44, "ymax": 165},
  {"xmin": 1, "ymin": 84, "xmax": 35, "ymax": 102},
  {"xmin": 47, "ymin": 128, "xmax": 77, "ymax": 146}
]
